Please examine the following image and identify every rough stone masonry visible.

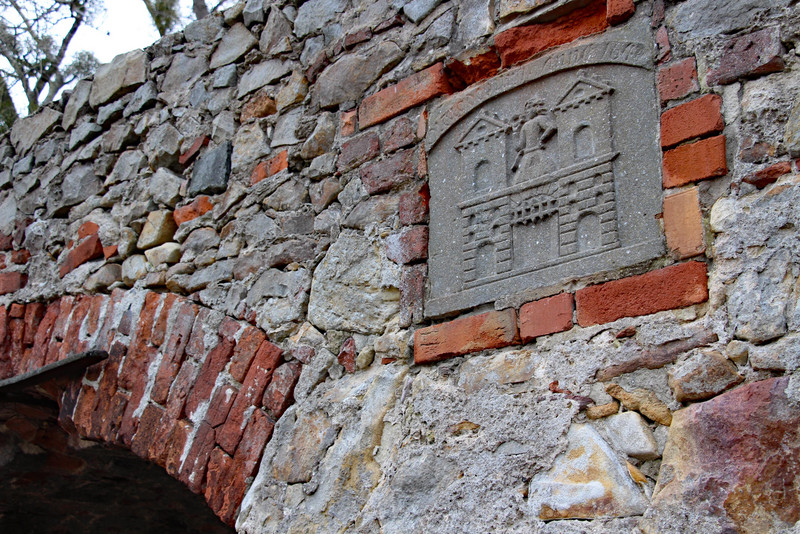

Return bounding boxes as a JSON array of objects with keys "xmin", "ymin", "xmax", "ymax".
[{"xmin": 0, "ymin": 0, "xmax": 799, "ymax": 532}]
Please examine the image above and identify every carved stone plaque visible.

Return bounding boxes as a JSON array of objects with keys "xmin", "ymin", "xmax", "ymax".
[{"xmin": 426, "ymin": 30, "xmax": 664, "ymax": 317}]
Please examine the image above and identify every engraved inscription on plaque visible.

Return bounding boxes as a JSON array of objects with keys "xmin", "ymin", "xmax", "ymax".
[{"xmin": 426, "ymin": 37, "xmax": 665, "ymax": 317}]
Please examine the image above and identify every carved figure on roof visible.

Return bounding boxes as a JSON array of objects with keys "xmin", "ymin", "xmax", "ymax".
[{"xmin": 512, "ymin": 98, "xmax": 558, "ymax": 184}]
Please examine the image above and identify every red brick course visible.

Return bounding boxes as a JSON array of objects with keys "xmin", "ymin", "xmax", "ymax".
[
  {"xmin": 385, "ymin": 226, "xmax": 428, "ymax": 265},
  {"xmin": 494, "ymin": 0, "xmax": 609, "ymax": 68},
  {"xmin": 251, "ymin": 150, "xmax": 289, "ymax": 186},
  {"xmin": 657, "ymin": 57, "xmax": 699, "ymax": 104},
  {"xmin": 707, "ymin": 27, "xmax": 785, "ymax": 86},
  {"xmin": 575, "ymin": 262, "xmax": 709, "ymax": 326},
  {"xmin": 661, "ymin": 94, "xmax": 724, "ymax": 148},
  {"xmin": 606, "ymin": 0, "xmax": 635, "ymax": 25},
  {"xmin": 0, "ymin": 272, "xmax": 27, "ymax": 295},
  {"xmin": 360, "ymin": 149, "xmax": 416, "ymax": 195},
  {"xmin": 663, "ymin": 187, "xmax": 706, "ymax": 259},
  {"xmin": 742, "ymin": 161, "xmax": 792, "ymax": 189},
  {"xmin": 358, "ymin": 63, "xmax": 453, "ymax": 128},
  {"xmin": 662, "ymin": 135, "xmax": 728, "ymax": 188},
  {"xmin": 174, "ymin": 196, "xmax": 214, "ymax": 226},
  {"xmin": 519, "ymin": 293, "xmax": 574, "ymax": 342},
  {"xmin": 59, "ymin": 234, "xmax": 104, "ymax": 278},
  {"xmin": 414, "ymin": 309, "xmax": 519, "ymax": 364}
]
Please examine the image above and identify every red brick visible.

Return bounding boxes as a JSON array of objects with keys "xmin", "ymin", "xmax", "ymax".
[
  {"xmin": 661, "ymin": 94, "xmax": 724, "ymax": 148},
  {"xmin": 151, "ymin": 293, "xmax": 179, "ymax": 347},
  {"xmin": 399, "ymin": 183, "xmax": 430, "ymax": 226},
  {"xmin": 337, "ymin": 337, "xmax": 356, "ymax": 373},
  {"xmin": 743, "ymin": 161, "xmax": 792, "ymax": 189},
  {"xmin": 180, "ymin": 135, "xmax": 210, "ymax": 166},
  {"xmin": 358, "ymin": 63, "xmax": 453, "ymax": 128},
  {"xmin": 263, "ymin": 361, "xmax": 301, "ymax": 420},
  {"xmin": 155, "ymin": 301, "xmax": 197, "ymax": 403},
  {"xmin": 163, "ymin": 420, "xmax": 191, "ymax": 477},
  {"xmin": 338, "ymin": 131, "xmax": 380, "ymax": 172},
  {"xmin": 495, "ymin": 0, "xmax": 609, "ymax": 68},
  {"xmin": 575, "ymin": 262, "xmax": 709, "ymax": 326},
  {"xmin": 10, "ymin": 249, "xmax": 30, "ymax": 265},
  {"xmin": 59, "ymin": 234, "xmax": 104, "ymax": 278},
  {"xmin": 251, "ymin": 150, "xmax": 288, "ymax": 186},
  {"xmin": 414, "ymin": 309, "xmax": 520, "ymax": 364},
  {"xmin": 444, "ymin": 46, "xmax": 501, "ymax": 87},
  {"xmin": 657, "ymin": 57, "xmax": 699, "ymax": 104},
  {"xmin": 204, "ymin": 447, "xmax": 239, "ymax": 526},
  {"xmin": 400, "ymin": 264, "xmax": 426, "ymax": 328},
  {"xmin": 130, "ymin": 402, "xmax": 164, "ymax": 460},
  {"xmin": 205, "ymin": 383, "xmax": 238, "ymax": 428},
  {"xmin": 22, "ymin": 302, "xmax": 46, "ymax": 347},
  {"xmin": 217, "ymin": 340, "xmax": 282, "ymax": 454},
  {"xmin": 375, "ymin": 13, "xmax": 403, "ymax": 33},
  {"xmin": 82, "ymin": 295, "xmax": 107, "ymax": 343},
  {"xmin": 164, "ymin": 358, "xmax": 199, "ymax": 422},
  {"xmin": 179, "ymin": 421, "xmax": 216, "ymax": 494},
  {"xmin": 174, "ymin": 196, "xmax": 214, "ymax": 226},
  {"xmin": 340, "ymin": 110, "xmax": 357, "ymax": 137},
  {"xmin": 241, "ymin": 92, "xmax": 277, "ymax": 122},
  {"xmin": 185, "ymin": 308, "xmax": 214, "ymax": 360},
  {"xmin": 0, "ymin": 272, "xmax": 27, "ymax": 295},
  {"xmin": 344, "ymin": 27, "xmax": 372, "ymax": 49},
  {"xmin": 185, "ymin": 337, "xmax": 235, "ymax": 419},
  {"xmin": 386, "ymin": 225, "xmax": 428, "ymax": 265},
  {"xmin": 62, "ymin": 296, "xmax": 92, "ymax": 357},
  {"xmin": 8, "ymin": 302, "xmax": 24, "ymax": 318},
  {"xmin": 382, "ymin": 117, "xmax": 416, "ymax": 153},
  {"xmin": 663, "ymin": 187, "xmax": 706, "ymax": 260},
  {"xmin": 71, "ymin": 385, "xmax": 97, "ymax": 438},
  {"xmin": 607, "ymin": 0, "xmax": 635, "ymax": 25},
  {"xmin": 228, "ymin": 326, "xmax": 267, "ymax": 383},
  {"xmin": 707, "ymin": 27, "xmax": 785, "ymax": 86},
  {"xmin": 361, "ymin": 149, "xmax": 416, "ymax": 195},
  {"xmin": 519, "ymin": 293, "xmax": 574, "ymax": 342},
  {"xmin": 78, "ymin": 221, "xmax": 100, "ymax": 240},
  {"xmin": 235, "ymin": 408, "xmax": 273, "ymax": 473},
  {"xmin": 103, "ymin": 245, "xmax": 118, "ymax": 260},
  {"xmin": 663, "ymin": 135, "xmax": 728, "ymax": 188},
  {"xmin": 0, "ymin": 233, "xmax": 12, "ymax": 251},
  {"xmin": 655, "ymin": 26, "xmax": 671, "ymax": 63}
]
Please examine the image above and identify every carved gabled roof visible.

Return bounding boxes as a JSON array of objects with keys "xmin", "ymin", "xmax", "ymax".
[
  {"xmin": 455, "ymin": 113, "xmax": 506, "ymax": 150},
  {"xmin": 554, "ymin": 74, "xmax": 613, "ymax": 111}
]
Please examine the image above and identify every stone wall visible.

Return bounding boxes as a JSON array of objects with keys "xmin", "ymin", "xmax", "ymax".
[{"xmin": 1, "ymin": 0, "xmax": 799, "ymax": 532}]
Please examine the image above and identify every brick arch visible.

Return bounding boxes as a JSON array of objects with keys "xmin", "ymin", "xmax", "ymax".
[{"xmin": 0, "ymin": 289, "xmax": 303, "ymax": 526}]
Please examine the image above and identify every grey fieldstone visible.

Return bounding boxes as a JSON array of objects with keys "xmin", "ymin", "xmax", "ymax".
[
  {"xmin": 144, "ymin": 123, "xmax": 183, "ymax": 170},
  {"xmin": 260, "ymin": 7, "xmax": 293, "ymax": 56},
  {"xmin": 785, "ymin": 95, "xmax": 800, "ymax": 158},
  {"xmin": 97, "ymin": 99, "xmax": 126, "ymax": 126},
  {"xmin": 85, "ymin": 263, "xmax": 123, "ymax": 291},
  {"xmin": 10, "ymin": 107, "xmax": 61, "ymax": 155},
  {"xmin": 62, "ymin": 79, "xmax": 92, "ymax": 130},
  {"xmin": 61, "ymin": 165, "xmax": 102, "ymax": 209},
  {"xmin": 243, "ymin": 0, "xmax": 268, "ymax": 26},
  {"xmin": 34, "ymin": 140, "xmax": 59, "ymax": 166},
  {"xmin": 144, "ymin": 242, "xmax": 182, "ymax": 267},
  {"xmin": 403, "ymin": 0, "xmax": 443, "ymax": 22},
  {"xmin": 241, "ymin": 212, "xmax": 279, "ymax": 247},
  {"xmin": 184, "ymin": 13, "xmax": 225, "ymax": 43},
  {"xmin": 122, "ymin": 254, "xmax": 149, "ymax": 285},
  {"xmin": 89, "ymin": 49, "xmax": 148, "ymax": 108},
  {"xmin": 213, "ymin": 64, "xmax": 238, "ymax": 88},
  {"xmin": 106, "ymin": 150, "xmax": 146, "ymax": 185},
  {"xmin": 300, "ymin": 36, "xmax": 325, "ymax": 68},
  {"xmin": 150, "ymin": 168, "xmax": 183, "ymax": 207},
  {"xmin": 102, "ymin": 123, "xmax": 138, "ymax": 153},
  {"xmin": 68, "ymin": 121, "xmax": 103, "ymax": 151},
  {"xmin": 294, "ymin": 0, "xmax": 348, "ymax": 38},
  {"xmin": 300, "ymin": 113, "xmax": 336, "ymax": 160},
  {"xmin": 316, "ymin": 42, "xmax": 403, "ymax": 109},
  {"xmin": 601, "ymin": 412, "xmax": 660, "ymax": 460},
  {"xmin": 12, "ymin": 154, "xmax": 33, "ymax": 176},
  {"xmin": 238, "ymin": 60, "xmax": 291, "ymax": 98},
  {"xmin": 188, "ymin": 142, "xmax": 232, "ymax": 196},
  {"xmin": 123, "ymin": 81, "xmax": 158, "ymax": 117},
  {"xmin": 210, "ymin": 23, "xmax": 258, "ymax": 70},
  {"xmin": 668, "ymin": 350, "xmax": 744, "ymax": 402},
  {"xmin": 212, "ymin": 111, "xmax": 236, "ymax": 143},
  {"xmin": 137, "ymin": 210, "xmax": 178, "ymax": 250},
  {"xmin": 456, "ymin": 0, "xmax": 494, "ymax": 44},
  {"xmin": 276, "ymin": 71, "xmax": 309, "ymax": 111},
  {"xmin": 307, "ymin": 231, "xmax": 400, "ymax": 334},
  {"xmin": 670, "ymin": 0, "xmax": 791, "ymax": 40},
  {"xmin": 271, "ymin": 108, "xmax": 302, "ymax": 147},
  {"xmin": 0, "ymin": 194, "xmax": 17, "ymax": 234},
  {"xmin": 162, "ymin": 53, "xmax": 209, "ymax": 94},
  {"xmin": 184, "ymin": 259, "xmax": 234, "ymax": 292},
  {"xmin": 232, "ymin": 123, "xmax": 271, "ymax": 171},
  {"xmin": 181, "ymin": 227, "xmax": 221, "ymax": 263}
]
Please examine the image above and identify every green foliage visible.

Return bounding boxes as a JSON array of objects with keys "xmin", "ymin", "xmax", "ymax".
[{"xmin": 141, "ymin": 0, "xmax": 181, "ymax": 37}]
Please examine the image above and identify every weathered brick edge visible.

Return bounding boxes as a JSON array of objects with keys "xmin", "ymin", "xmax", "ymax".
[
  {"xmin": 0, "ymin": 290, "xmax": 303, "ymax": 527},
  {"xmin": 413, "ymin": 261, "xmax": 709, "ymax": 364}
]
